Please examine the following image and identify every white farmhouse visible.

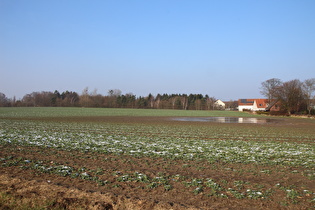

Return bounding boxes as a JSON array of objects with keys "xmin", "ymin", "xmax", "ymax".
[
  {"xmin": 214, "ymin": 100, "xmax": 225, "ymax": 110},
  {"xmin": 238, "ymin": 99, "xmax": 268, "ymax": 111}
]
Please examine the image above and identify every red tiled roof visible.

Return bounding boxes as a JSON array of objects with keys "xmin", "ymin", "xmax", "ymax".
[
  {"xmin": 254, "ymin": 99, "xmax": 268, "ymax": 108},
  {"xmin": 238, "ymin": 99, "xmax": 268, "ymax": 108},
  {"xmin": 238, "ymin": 99, "xmax": 255, "ymax": 106}
]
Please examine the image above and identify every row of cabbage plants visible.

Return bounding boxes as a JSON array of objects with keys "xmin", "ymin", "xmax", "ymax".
[
  {"xmin": 2, "ymin": 155, "xmax": 314, "ymax": 203},
  {"xmin": 1, "ymin": 119, "xmax": 314, "ymax": 169}
]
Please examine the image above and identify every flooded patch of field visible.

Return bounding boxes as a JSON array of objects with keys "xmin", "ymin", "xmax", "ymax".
[{"xmin": 173, "ymin": 117, "xmax": 281, "ymax": 124}]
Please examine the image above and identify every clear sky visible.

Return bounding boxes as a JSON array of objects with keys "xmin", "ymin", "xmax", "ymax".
[{"xmin": 1, "ymin": 0, "xmax": 315, "ymax": 101}]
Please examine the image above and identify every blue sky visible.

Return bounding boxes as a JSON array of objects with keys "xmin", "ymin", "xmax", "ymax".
[{"xmin": 1, "ymin": 0, "xmax": 315, "ymax": 100}]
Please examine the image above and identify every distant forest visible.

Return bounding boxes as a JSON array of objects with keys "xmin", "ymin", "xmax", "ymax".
[{"xmin": 0, "ymin": 88, "xmax": 238, "ymax": 110}]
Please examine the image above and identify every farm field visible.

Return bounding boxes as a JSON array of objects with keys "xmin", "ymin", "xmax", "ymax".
[{"xmin": 1, "ymin": 107, "xmax": 315, "ymax": 209}]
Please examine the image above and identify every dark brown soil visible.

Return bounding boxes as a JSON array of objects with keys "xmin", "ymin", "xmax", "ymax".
[{"xmin": 1, "ymin": 144, "xmax": 314, "ymax": 209}]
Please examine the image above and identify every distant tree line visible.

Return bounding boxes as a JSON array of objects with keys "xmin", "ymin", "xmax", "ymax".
[
  {"xmin": 260, "ymin": 78, "xmax": 315, "ymax": 115},
  {"xmin": 0, "ymin": 88, "xmax": 238, "ymax": 110},
  {"xmin": 3, "ymin": 77, "xmax": 314, "ymax": 115}
]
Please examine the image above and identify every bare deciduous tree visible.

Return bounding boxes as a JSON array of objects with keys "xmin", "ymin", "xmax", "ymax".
[
  {"xmin": 108, "ymin": 89, "xmax": 122, "ymax": 97},
  {"xmin": 260, "ymin": 78, "xmax": 282, "ymax": 103},
  {"xmin": 275, "ymin": 79, "xmax": 305, "ymax": 115},
  {"xmin": 180, "ymin": 95, "xmax": 188, "ymax": 110},
  {"xmin": 0, "ymin": 92, "xmax": 9, "ymax": 107},
  {"xmin": 80, "ymin": 87, "xmax": 92, "ymax": 107},
  {"xmin": 206, "ymin": 97, "xmax": 216, "ymax": 110},
  {"xmin": 171, "ymin": 96, "xmax": 179, "ymax": 109},
  {"xmin": 303, "ymin": 78, "xmax": 315, "ymax": 115}
]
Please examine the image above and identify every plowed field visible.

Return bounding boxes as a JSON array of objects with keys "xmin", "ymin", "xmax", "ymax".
[{"xmin": 1, "ymin": 108, "xmax": 315, "ymax": 209}]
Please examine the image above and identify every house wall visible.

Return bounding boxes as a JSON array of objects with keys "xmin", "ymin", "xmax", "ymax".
[
  {"xmin": 252, "ymin": 101, "xmax": 266, "ymax": 111},
  {"xmin": 214, "ymin": 100, "xmax": 225, "ymax": 108},
  {"xmin": 238, "ymin": 99, "xmax": 269, "ymax": 112},
  {"xmin": 238, "ymin": 105, "xmax": 253, "ymax": 111}
]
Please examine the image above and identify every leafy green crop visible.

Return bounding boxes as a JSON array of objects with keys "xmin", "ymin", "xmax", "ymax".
[{"xmin": 1, "ymin": 107, "xmax": 315, "ymax": 205}]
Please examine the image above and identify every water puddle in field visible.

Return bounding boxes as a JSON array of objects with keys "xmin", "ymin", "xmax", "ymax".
[{"xmin": 173, "ymin": 117, "xmax": 280, "ymax": 124}]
